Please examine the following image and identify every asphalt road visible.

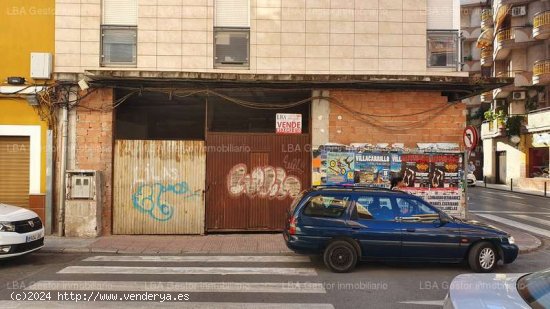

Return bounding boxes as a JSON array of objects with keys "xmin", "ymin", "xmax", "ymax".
[
  {"xmin": 468, "ymin": 186, "xmax": 550, "ymax": 239},
  {"xmin": 0, "ymin": 187, "xmax": 549, "ymax": 309}
]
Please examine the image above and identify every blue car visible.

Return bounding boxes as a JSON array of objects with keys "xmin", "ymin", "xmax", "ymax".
[{"xmin": 284, "ymin": 186, "xmax": 518, "ymax": 273}]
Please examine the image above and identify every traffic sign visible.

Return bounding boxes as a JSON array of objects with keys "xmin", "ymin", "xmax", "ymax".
[{"xmin": 463, "ymin": 126, "xmax": 478, "ymax": 151}]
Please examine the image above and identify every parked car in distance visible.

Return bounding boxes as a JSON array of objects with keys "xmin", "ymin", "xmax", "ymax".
[
  {"xmin": 284, "ymin": 186, "xmax": 518, "ymax": 273},
  {"xmin": 444, "ymin": 268, "xmax": 550, "ymax": 309},
  {"xmin": 0, "ymin": 203, "xmax": 44, "ymax": 259},
  {"xmin": 467, "ymin": 172, "xmax": 476, "ymax": 187}
]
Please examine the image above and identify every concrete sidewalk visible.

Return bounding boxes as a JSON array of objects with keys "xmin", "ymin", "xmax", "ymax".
[
  {"xmin": 42, "ymin": 226, "xmax": 541, "ymax": 256},
  {"xmin": 42, "ymin": 233, "xmax": 294, "ymax": 255},
  {"xmin": 476, "ymin": 180, "xmax": 550, "ymax": 198}
]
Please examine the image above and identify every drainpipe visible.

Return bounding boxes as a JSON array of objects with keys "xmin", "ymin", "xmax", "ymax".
[{"xmin": 57, "ymin": 105, "xmax": 68, "ymax": 236}]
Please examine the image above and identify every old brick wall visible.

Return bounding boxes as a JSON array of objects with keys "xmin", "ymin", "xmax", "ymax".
[
  {"xmin": 328, "ymin": 91, "xmax": 466, "ymax": 147},
  {"xmin": 75, "ymin": 88, "xmax": 113, "ymax": 235}
]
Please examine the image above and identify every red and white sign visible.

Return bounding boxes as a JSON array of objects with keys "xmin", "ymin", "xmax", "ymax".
[
  {"xmin": 276, "ymin": 113, "xmax": 302, "ymax": 134},
  {"xmin": 463, "ymin": 126, "xmax": 479, "ymax": 151}
]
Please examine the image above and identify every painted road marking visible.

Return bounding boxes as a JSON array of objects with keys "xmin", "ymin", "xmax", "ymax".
[
  {"xmin": 83, "ymin": 255, "xmax": 311, "ymax": 263},
  {"xmin": 26, "ymin": 280, "xmax": 326, "ymax": 293},
  {"xmin": 471, "ymin": 211, "xmax": 550, "ymax": 215},
  {"xmin": 475, "ymin": 214, "xmax": 550, "ymax": 238},
  {"xmin": 58, "ymin": 266, "xmax": 318, "ymax": 276},
  {"xmin": 0, "ymin": 302, "xmax": 335, "ymax": 309},
  {"xmin": 480, "ymin": 191, "xmax": 524, "ymax": 199},
  {"xmin": 512, "ymin": 215, "xmax": 550, "ymax": 228}
]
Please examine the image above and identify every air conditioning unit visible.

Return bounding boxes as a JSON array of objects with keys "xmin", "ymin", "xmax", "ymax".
[
  {"xmin": 512, "ymin": 91, "xmax": 526, "ymax": 100},
  {"xmin": 511, "ymin": 6, "xmax": 526, "ymax": 17}
]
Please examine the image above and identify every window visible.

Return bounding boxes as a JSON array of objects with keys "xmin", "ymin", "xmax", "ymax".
[
  {"xmin": 427, "ymin": 31, "xmax": 458, "ymax": 69},
  {"xmin": 214, "ymin": 0, "xmax": 250, "ymax": 68},
  {"xmin": 355, "ymin": 196, "xmax": 395, "ymax": 221},
  {"xmin": 302, "ymin": 195, "xmax": 350, "ymax": 218},
  {"xmin": 396, "ymin": 197, "xmax": 437, "ymax": 218},
  {"xmin": 101, "ymin": 26, "xmax": 137, "ymax": 66},
  {"xmin": 101, "ymin": 0, "xmax": 137, "ymax": 66}
]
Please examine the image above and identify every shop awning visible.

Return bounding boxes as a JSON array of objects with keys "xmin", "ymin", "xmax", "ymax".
[
  {"xmin": 494, "ymin": 4, "xmax": 509, "ymax": 31},
  {"xmin": 476, "ymin": 28, "xmax": 494, "ymax": 48},
  {"xmin": 84, "ymin": 70, "xmax": 513, "ymax": 102}
]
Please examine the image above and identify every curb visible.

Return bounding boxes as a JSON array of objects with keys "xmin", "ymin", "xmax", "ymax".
[
  {"xmin": 40, "ymin": 247, "xmax": 297, "ymax": 255},
  {"xmin": 478, "ymin": 184, "xmax": 549, "ymax": 199}
]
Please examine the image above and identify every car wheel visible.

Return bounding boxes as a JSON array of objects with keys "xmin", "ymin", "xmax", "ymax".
[
  {"xmin": 468, "ymin": 242, "xmax": 498, "ymax": 273},
  {"xmin": 323, "ymin": 240, "xmax": 358, "ymax": 273}
]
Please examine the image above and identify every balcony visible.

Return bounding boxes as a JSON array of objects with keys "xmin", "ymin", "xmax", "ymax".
[
  {"xmin": 494, "ymin": 27, "xmax": 536, "ymax": 60},
  {"xmin": 462, "ymin": 27, "xmax": 481, "ymax": 42},
  {"xmin": 462, "ymin": 60, "xmax": 481, "ymax": 73},
  {"xmin": 480, "ymin": 91, "xmax": 493, "ymax": 103},
  {"xmin": 534, "ymin": 11, "xmax": 550, "ymax": 40},
  {"xmin": 526, "ymin": 107, "xmax": 550, "ymax": 133},
  {"xmin": 480, "ymin": 47, "xmax": 493, "ymax": 66},
  {"xmin": 533, "ymin": 59, "xmax": 550, "ymax": 85},
  {"xmin": 481, "ymin": 9, "xmax": 493, "ymax": 30},
  {"xmin": 481, "ymin": 120, "xmax": 505, "ymax": 139}
]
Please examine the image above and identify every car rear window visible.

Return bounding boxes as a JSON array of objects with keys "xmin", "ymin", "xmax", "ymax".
[
  {"xmin": 289, "ymin": 191, "xmax": 306, "ymax": 213},
  {"xmin": 302, "ymin": 195, "xmax": 350, "ymax": 218},
  {"xmin": 517, "ymin": 268, "xmax": 550, "ymax": 308}
]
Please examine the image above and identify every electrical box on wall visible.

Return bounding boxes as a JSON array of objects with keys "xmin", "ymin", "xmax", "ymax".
[
  {"xmin": 66, "ymin": 171, "xmax": 97, "ymax": 200},
  {"xmin": 30, "ymin": 52, "xmax": 52, "ymax": 79},
  {"xmin": 65, "ymin": 170, "xmax": 102, "ymax": 237}
]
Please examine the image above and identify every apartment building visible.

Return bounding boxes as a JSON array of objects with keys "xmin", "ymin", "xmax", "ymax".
[
  {"xmin": 50, "ymin": 0, "xmax": 505, "ymax": 235},
  {"xmin": 461, "ymin": 0, "xmax": 489, "ymax": 180},
  {"xmin": 0, "ymin": 0, "xmax": 55, "ymax": 232},
  {"xmin": 477, "ymin": 0, "xmax": 550, "ymax": 188}
]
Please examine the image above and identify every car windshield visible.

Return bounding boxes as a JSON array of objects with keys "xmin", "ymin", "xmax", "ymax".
[{"xmin": 517, "ymin": 268, "xmax": 550, "ymax": 308}]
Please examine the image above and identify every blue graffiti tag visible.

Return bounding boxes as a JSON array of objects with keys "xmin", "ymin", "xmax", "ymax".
[{"xmin": 132, "ymin": 182, "xmax": 201, "ymax": 221}]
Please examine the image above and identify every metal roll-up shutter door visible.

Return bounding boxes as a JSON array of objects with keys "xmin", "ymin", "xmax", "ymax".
[
  {"xmin": 0, "ymin": 137, "xmax": 30, "ymax": 208},
  {"xmin": 215, "ymin": 0, "xmax": 250, "ymax": 27},
  {"xmin": 103, "ymin": 0, "xmax": 137, "ymax": 25}
]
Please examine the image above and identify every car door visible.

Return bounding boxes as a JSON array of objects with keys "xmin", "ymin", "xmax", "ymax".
[
  {"xmin": 397, "ymin": 197, "xmax": 462, "ymax": 260},
  {"xmin": 349, "ymin": 194, "xmax": 403, "ymax": 259}
]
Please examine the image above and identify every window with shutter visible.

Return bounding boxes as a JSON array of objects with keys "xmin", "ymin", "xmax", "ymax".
[
  {"xmin": 101, "ymin": 0, "xmax": 137, "ymax": 66},
  {"xmin": 214, "ymin": 0, "xmax": 250, "ymax": 68}
]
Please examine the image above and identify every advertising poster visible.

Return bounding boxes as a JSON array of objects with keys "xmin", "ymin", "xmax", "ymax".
[
  {"xmin": 429, "ymin": 154, "xmax": 461, "ymax": 188},
  {"xmin": 311, "ymin": 148, "xmax": 326, "ymax": 186},
  {"xmin": 326, "ymin": 152, "xmax": 355, "ymax": 185},
  {"xmin": 355, "ymin": 152, "xmax": 391, "ymax": 188},
  {"xmin": 409, "ymin": 189, "xmax": 462, "ymax": 215},
  {"xmin": 390, "ymin": 152, "xmax": 402, "ymax": 177},
  {"xmin": 401, "ymin": 154, "xmax": 430, "ymax": 188}
]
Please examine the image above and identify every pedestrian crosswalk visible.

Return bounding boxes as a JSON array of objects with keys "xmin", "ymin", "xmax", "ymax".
[
  {"xmin": 472, "ymin": 211, "xmax": 550, "ymax": 239},
  {"xmin": 6, "ymin": 254, "xmax": 334, "ymax": 308}
]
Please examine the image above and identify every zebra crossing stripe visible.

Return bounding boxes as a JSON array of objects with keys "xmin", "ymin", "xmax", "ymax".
[
  {"xmin": 0, "ymin": 301, "xmax": 335, "ymax": 309},
  {"xmin": 58, "ymin": 266, "xmax": 318, "ymax": 276},
  {"xmin": 511, "ymin": 215, "xmax": 550, "ymax": 228},
  {"xmin": 83, "ymin": 255, "xmax": 311, "ymax": 263},
  {"xmin": 26, "ymin": 280, "xmax": 326, "ymax": 293},
  {"xmin": 475, "ymin": 214, "xmax": 550, "ymax": 238}
]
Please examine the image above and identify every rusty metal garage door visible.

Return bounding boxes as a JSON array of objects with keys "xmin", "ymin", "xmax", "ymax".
[
  {"xmin": 113, "ymin": 140, "xmax": 205, "ymax": 234},
  {"xmin": 206, "ymin": 133, "xmax": 310, "ymax": 231}
]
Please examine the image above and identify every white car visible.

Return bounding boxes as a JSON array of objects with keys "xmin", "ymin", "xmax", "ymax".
[
  {"xmin": 0, "ymin": 203, "xmax": 44, "ymax": 259},
  {"xmin": 444, "ymin": 268, "xmax": 550, "ymax": 308},
  {"xmin": 467, "ymin": 172, "xmax": 477, "ymax": 187}
]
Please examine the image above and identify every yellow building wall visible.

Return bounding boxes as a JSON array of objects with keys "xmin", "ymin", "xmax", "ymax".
[{"xmin": 0, "ymin": 0, "xmax": 55, "ymax": 194}]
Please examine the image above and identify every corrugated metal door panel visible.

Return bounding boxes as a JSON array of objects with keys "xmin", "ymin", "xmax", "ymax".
[
  {"xmin": 206, "ymin": 133, "xmax": 310, "ymax": 231},
  {"xmin": 113, "ymin": 140, "xmax": 205, "ymax": 235},
  {"xmin": 0, "ymin": 137, "xmax": 30, "ymax": 208}
]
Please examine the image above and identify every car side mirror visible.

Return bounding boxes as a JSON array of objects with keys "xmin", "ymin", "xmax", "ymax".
[{"xmin": 434, "ymin": 213, "xmax": 449, "ymax": 227}]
